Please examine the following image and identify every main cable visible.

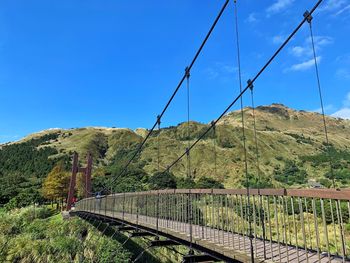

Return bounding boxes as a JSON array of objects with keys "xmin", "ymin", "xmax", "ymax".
[
  {"xmin": 158, "ymin": 0, "xmax": 324, "ymax": 176},
  {"xmin": 305, "ymin": 11, "xmax": 335, "ymax": 188},
  {"xmin": 97, "ymin": 0, "xmax": 231, "ymax": 194}
]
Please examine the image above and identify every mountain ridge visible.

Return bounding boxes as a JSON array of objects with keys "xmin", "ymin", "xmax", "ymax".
[
  {"xmin": 1, "ymin": 103, "xmax": 349, "ymax": 190},
  {"xmin": 4, "ymin": 103, "xmax": 349, "ymax": 146}
]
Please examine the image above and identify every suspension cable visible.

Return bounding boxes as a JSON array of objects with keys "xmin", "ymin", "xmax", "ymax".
[
  {"xmin": 250, "ymin": 83, "xmax": 267, "ymax": 259},
  {"xmin": 234, "ymin": 0, "xmax": 249, "ymax": 194},
  {"xmin": 185, "ymin": 67, "xmax": 191, "ymax": 180},
  {"xmin": 234, "ymin": 1, "xmax": 254, "ymax": 261},
  {"xmin": 306, "ymin": 13, "xmax": 329, "ymax": 144},
  {"xmin": 96, "ymin": 0, "xmax": 230, "ymax": 195},
  {"xmin": 157, "ymin": 115, "xmax": 161, "ymax": 173},
  {"xmin": 185, "ymin": 66, "xmax": 194, "ymax": 254},
  {"xmin": 305, "ymin": 10, "xmax": 335, "ymax": 187},
  {"xmin": 96, "ymin": 0, "xmax": 324, "ymax": 196},
  {"xmin": 249, "ymin": 85, "xmax": 261, "ymax": 189},
  {"xmin": 211, "ymin": 121, "xmax": 217, "ymax": 179},
  {"xmin": 158, "ymin": 0, "xmax": 324, "ymax": 181}
]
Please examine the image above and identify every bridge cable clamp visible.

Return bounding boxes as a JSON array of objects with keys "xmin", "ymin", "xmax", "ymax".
[
  {"xmin": 303, "ymin": 10, "xmax": 313, "ymax": 24},
  {"xmin": 211, "ymin": 120, "xmax": 216, "ymax": 131},
  {"xmin": 185, "ymin": 66, "xmax": 190, "ymax": 79},
  {"xmin": 247, "ymin": 79, "xmax": 254, "ymax": 91}
]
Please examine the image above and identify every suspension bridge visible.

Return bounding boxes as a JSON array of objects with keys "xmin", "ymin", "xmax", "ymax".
[{"xmin": 68, "ymin": 0, "xmax": 350, "ymax": 262}]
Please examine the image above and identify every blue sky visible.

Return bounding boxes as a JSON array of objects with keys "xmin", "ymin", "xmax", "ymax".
[{"xmin": 0, "ymin": 0, "xmax": 350, "ymax": 143}]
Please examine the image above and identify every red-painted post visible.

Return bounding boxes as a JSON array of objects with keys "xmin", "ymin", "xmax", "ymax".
[
  {"xmin": 67, "ymin": 152, "xmax": 78, "ymax": 211},
  {"xmin": 85, "ymin": 153, "xmax": 92, "ymax": 198}
]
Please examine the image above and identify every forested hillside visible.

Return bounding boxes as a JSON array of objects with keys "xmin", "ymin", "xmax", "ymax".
[
  {"xmin": 0, "ymin": 134, "xmax": 70, "ymax": 207},
  {"xmin": 1, "ymin": 104, "xmax": 349, "ymax": 208}
]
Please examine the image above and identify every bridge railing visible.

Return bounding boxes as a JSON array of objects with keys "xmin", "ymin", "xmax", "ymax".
[{"xmin": 75, "ymin": 188, "xmax": 350, "ymax": 261}]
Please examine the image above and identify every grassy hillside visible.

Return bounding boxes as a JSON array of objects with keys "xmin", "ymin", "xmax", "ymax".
[
  {"xmin": 0, "ymin": 206, "xmax": 131, "ymax": 262},
  {"xmin": 1, "ymin": 104, "xmax": 349, "ymax": 202}
]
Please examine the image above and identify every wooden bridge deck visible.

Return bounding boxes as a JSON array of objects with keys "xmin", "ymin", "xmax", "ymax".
[{"xmin": 86, "ymin": 210, "xmax": 347, "ymax": 263}]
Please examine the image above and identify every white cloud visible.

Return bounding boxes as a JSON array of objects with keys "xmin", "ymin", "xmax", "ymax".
[
  {"xmin": 289, "ymin": 36, "xmax": 333, "ymax": 58},
  {"xmin": 320, "ymin": 0, "xmax": 346, "ymax": 12},
  {"xmin": 246, "ymin": 13, "xmax": 258, "ymax": 23},
  {"xmin": 332, "ymin": 108, "xmax": 350, "ymax": 119},
  {"xmin": 335, "ymin": 54, "xmax": 350, "ymax": 79},
  {"xmin": 266, "ymin": 0, "xmax": 294, "ymax": 15},
  {"xmin": 290, "ymin": 46, "xmax": 306, "ymax": 57},
  {"xmin": 313, "ymin": 104, "xmax": 335, "ymax": 113},
  {"xmin": 272, "ymin": 35, "xmax": 284, "ymax": 45},
  {"xmin": 307, "ymin": 36, "xmax": 333, "ymax": 47},
  {"xmin": 335, "ymin": 4, "xmax": 350, "ymax": 15},
  {"xmin": 336, "ymin": 53, "xmax": 350, "ymax": 63},
  {"xmin": 204, "ymin": 63, "xmax": 237, "ymax": 79},
  {"xmin": 286, "ymin": 36, "xmax": 332, "ymax": 73},
  {"xmin": 336, "ymin": 68, "xmax": 350, "ymax": 79},
  {"xmin": 287, "ymin": 56, "xmax": 321, "ymax": 72},
  {"xmin": 331, "ymin": 92, "xmax": 350, "ymax": 119},
  {"xmin": 318, "ymin": 0, "xmax": 350, "ymax": 16},
  {"xmin": 205, "ymin": 68, "xmax": 219, "ymax": 79},
  {"xmin": 222, "ymin": 65, "xmax": 237, "ymax": 74}
]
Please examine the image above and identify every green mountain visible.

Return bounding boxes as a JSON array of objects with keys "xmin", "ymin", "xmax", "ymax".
[{"xmin": 1, "ymin": 104, "xmax": 350, "ymax": 206}]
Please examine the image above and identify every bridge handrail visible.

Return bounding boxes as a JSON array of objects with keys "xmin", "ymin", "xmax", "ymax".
[
  {"xmin": 80, "ymin": 188, "xmax": 350, "ymax": 201},
  {"xmin": 75, "ymin": 187, "xmax": 350, "ymax": 262}
]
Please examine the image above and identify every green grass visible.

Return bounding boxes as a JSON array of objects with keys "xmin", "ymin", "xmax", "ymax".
[{"xmin": 0, "ymin": 206, "xmax": 131, "ymax": 262}]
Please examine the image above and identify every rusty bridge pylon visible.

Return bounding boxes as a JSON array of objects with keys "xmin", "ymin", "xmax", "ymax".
[{"xmin": 66, "ymin": 152, "xmax": 93, "ymax": 211}]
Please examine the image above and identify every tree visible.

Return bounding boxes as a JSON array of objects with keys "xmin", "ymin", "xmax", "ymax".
[
  {"xmin": 274, "ymin": 160, "xmax": 308, "ymax": 185},
  {"xmin": 148, "ymin": 171, "xmax": 177, "ymax": 190},
  {"xmin": 42, "ymin": 162, "xmax": 70, "ymax": 206},
  {"xmin": 240, "ymin": 172, "xmax": 273, "ymax": 188},
  {"xmin": 0, "ymin": 172, "xmax": 28, "ymax": 204},
  {"xmin": 91, "ymin": 166, "xmax": 149, "ymax": 194},
  {"xmin": 196, "ymin": 177, "xmax": 224, "ymax": 189},
  {"xmin": 177, "ymin": 177, "xmax": 196, "ymax": 189}
]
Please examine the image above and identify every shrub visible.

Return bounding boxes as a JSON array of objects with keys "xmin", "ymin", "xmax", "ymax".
[
  {"xmin": 274, "ymin": 160, "xmax": 308, "ymax": 185},
  {"xmin": 275, "ymin": 156, "xmax": 283, "ymax": 161},
  {"xmin": 196, "ymin": 177, "xmax": 224, "ymax": 189},
  {"xmin": 177, "ymin": 177, "xmax": 196, "ymax": 189},
  {"xmin": 149, "ymin": 171, "xmax": 177, "ymax": 190}
]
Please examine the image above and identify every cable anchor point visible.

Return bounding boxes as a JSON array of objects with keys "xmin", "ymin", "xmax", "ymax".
[
  {"xmin": 247, "ymin": 79, "xmax": 254, "ymax": 91},
  {"xmin": 211, "ymin": 120, "xmax": 216, "ymax": 133},
  {"xmin": 303, "ymin": 10, "xmax": 313, "ymax": 24},
  {"xmin": 185, "ymin": 66, "xmax": 190, "ymax": 79},
  {"xmin": 156, "ymin": 115, "xmax": 161, "ymax": 126}
]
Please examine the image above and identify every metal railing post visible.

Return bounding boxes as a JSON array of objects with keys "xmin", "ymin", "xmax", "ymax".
[
  {"xmin": 122, "ymin": 193, "xmax": 126, "ymax": 221},
  {"xmin": 188, "ymin": 190, "xmax": 194, "ymax": 255},
  {"xmin": 156, "ymin": 192, "xmax": 160, "ymax": 239}
]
